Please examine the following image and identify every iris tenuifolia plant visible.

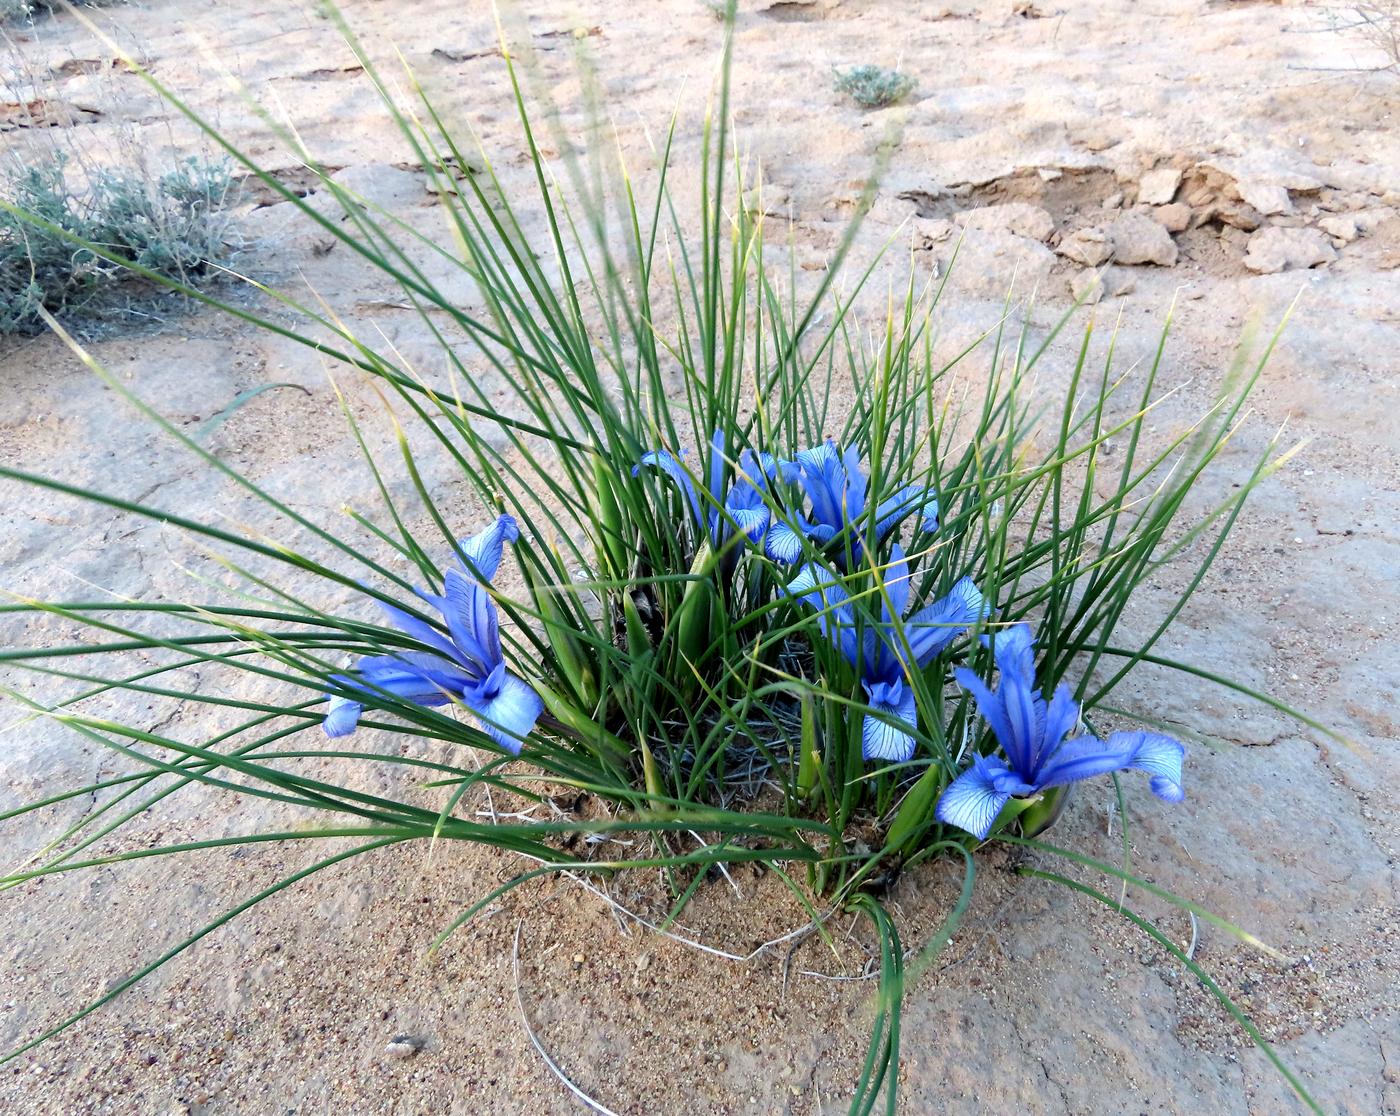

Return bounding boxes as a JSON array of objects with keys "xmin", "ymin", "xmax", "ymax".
[{"xmin": 0, "ymin": 6, "xmax": 1329, "ymax": 1113}]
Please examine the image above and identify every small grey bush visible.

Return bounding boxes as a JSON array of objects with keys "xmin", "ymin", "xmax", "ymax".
[
  {"xmin": 1, "ymin": 0, "xmax": 123, "ymax": 22},
  {"xmin": 833, "ymin": 64, "xmax": 915, "ymax": 108},
  {"xmin": 1, "ymin": 154, "xmax": 240, "ymax": 335}
]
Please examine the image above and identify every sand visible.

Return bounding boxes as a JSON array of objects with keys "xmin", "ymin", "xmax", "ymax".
[{"xmin": 1, "ymin": 0, "xmax": 1398, "ymax": 1112}]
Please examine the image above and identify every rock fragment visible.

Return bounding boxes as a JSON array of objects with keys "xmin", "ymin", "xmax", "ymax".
[
  {"xmin": 1318, "ymin": 215, "xmax": 1359, "ymax": 243},
  {"xmin": 1107, "ymin": 211, "xmax": 1178, "ymax": 266},
  {"xmin": 1138, "ymin": 166, "xmax": 1182, "ymax": 206},
  {"xmin": 1057, "ymin": 225, "xmax": 1113, "ymax": 267},
  {"xmin": 1238, "ymin": 181, "xmax": 1293, "ymax": 216},
  {"xmin": 1242, "ymin": 226, "xmax": 1337, "ymax": 274},
  {"xmin": 383, "ymin": 1035, "xmax": 422, "ymax": 1061},
  {"xmin": 1069, "ymin": 266, "xmax": 1135, "ymax": 304},
  {"xmin": 954, "ymin": 202, "xmax": 1056, "ymax": 243},
  {"xmin": 1151, "ymin": 203, "xmax": 1193, "ymax": 233}
]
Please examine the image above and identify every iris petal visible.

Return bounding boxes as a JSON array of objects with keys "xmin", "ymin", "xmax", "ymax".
[
  {"xmin": 989, "ymin": 622, "xmax": 1037, "ymax": 688},
  {"xmin": 443, "ymin": 568, "xmax": 498, "ymax": 672},
  {"xmin": 840, "ymin": 443, "xmax": 868, "ymax": 526},
  {"xmin": 882, "ymin": 544, "xmax": 912, "ymax": 621},
  {"xmin": 861, "ymin": 678, "xmax": 919, "ymax": 763},
  {"xmin": 635, "ymin": 448, "xmax": 705, "ymax": 536},
  {"xmin": 935, "ymin": 754, "xmax": 1034, "ymax": 840},
  {"xmin": 905, "ymin": 576, "xmax": 987, "ymax": 667},
  {"xmin": 455, "ymin": 514, "xmax": 519, "ymax": 582},
  {"xmin": 783, "ymin": 564, "xmax": 860, "ymax": 667},
  {"xmin": 953, "ymin": 665, "xmax": 1014, "ymax": 758},
  {"xmin": 1036, "ymin": 684, "xmax": 1081, "ymax": 776},
  {"xmin": 322, "ymin": 695, "xmax": 364, "ymax": 738},
  {"xmin": 1036, "ymin": 731, "xmax": 1185, "ymax": 802},
  {"xmin": 765, "ymin": 518, "xmax": 807, "ymax": 563},
  {"xmin": 874, "ymin": 485, "xmax": 939, "ymax": 540},
  {"xmin": 465, "ymin": 668, "xmax": 544, "ymax": 754},
  {"xmin": 706, "ymin": 429, "xmax": 728, "ymax": 509},
  {"xmin": 374, "ymin": 599, "xmax": 459, "ymax": 661},
  {"xmin": 796, "ymin": 439, "xmax": 846, "ymax": 529}
]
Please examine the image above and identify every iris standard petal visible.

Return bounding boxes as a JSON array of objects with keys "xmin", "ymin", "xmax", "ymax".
[
  {"xmin": 874, "ymin": 485, "xmax": 940, "ymax": 541},
  {"xmin": 861, "ymin": 678, "xmax": 919, "ymax": 763},
  {"xmin": 1036, "ymin": 683, "xmax": 1081, "ymax": 776},
  {"xmin": 706, "ymin": 429, "xmax": 729, "ymax": 510},
  {"xmin": 935, "ymin": 754, "xmax": 1035, "ymax": 840},
  {"xmin": 882, "ymin": 544, "xmax": 912, "ymax": 621},
  {"xmin": 322, "ymin": 695, "xmax": 364, "ymax": 738},
  {"xmin": 904, "ymin": 576, "xmax": 987, "ymax": 667},
  {"xmin": 443, "ymin": 568, "xmax": 499, "ymax": 671},
  {"xmin": 796, "ymin": 439, "xmax": 846, "ymax": 528},
  {"xmin": 840, "ymin": 443, "xmax": 868, "ymax": 526},
  {"xmin": 455, "ymin": 514, "xmax": 519, "ymax": 582},
  {"xmin": 989, "ymin": 622, "xmax": 1037, "ymax": 688},
  {"xmin": 783, "ymin": 564, "xmax": 861, "ymax": 667},
  {"xmin": 634, "ymin": 448, "xmax": 705, "ymax": 536},
  {"xmin": 1035, "ymin": 731, "xmax": 1185, "ymax": 802},
  {"xmin": 761, "ymin": 453, "xmax": 800, "ymax": 485},
  {"xmin": 463, "ymin": 664, "xmax": 544, "ymax": 755},
  {"xmin": 953, "ymin": 665, "xmax": 1016, "ymax": 760}
]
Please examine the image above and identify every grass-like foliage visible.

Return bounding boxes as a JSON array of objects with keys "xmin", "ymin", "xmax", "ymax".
[
  {"xmin": 833, "ymin": 64, "xmax": 916, "ymax": 108},
  {"xmin": 0, "ymin": 6, "xmax": 1328, "ymax": 1113},
  {"xmin": 0, "ymin": 152, "xmax": 238, "ymax": 334}
]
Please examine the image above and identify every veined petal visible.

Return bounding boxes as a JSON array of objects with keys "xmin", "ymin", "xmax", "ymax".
[
  {"xmin": 332, "ymin": 654, "xmax": 466, "ymax": 708},
  {"xmin": 322, "ymin": 695, "xmax": 364, "ymax": 738},
  {"xmin": 375, "ymin": 599, "xmax": 459, "ymax": 661},
  {"xmin": 986, "ymin": 623, "xmax": 1043, "ymax": 778},
  {"xmin": 442, "ymin": 568, "xmax": 499, "ymax": 673},
  {"xmin": 881, "ymin": 544, "xmax": 912, "ymax": 621},
  {"xmin": 796, "ymin": 439, "xmax": 846, "ymax": 529},
  {"xmin": 464, "ymin": 665, "xmax": 544, "ymax": 754},
  {"xmin": 840, "ymin": 443, "xmax": 868, "ymax": 526},
  {"xmin": 765, "ymin": 517, "xmax": 807, "ymax": 563},
  {"xmin": 706, "ymin": 429, "xmax": 729, "ymax": 510},
  {"xmin": 760, "ymin": 453, "xmax": 800, "ymax": 486},
  {"xmin": 988, "ymin": 622, "xmax": 1037, "ymax": 688},
  {"xmin": 905, "ymin": 576, "xmax": 987, "ymax": 667},
  {"xmin": 935, "ymin": 754, "xmax": 1036, "ymax": 840},
  {"xmin": 726, "ymin": 499, "xmax": 771, "ymax": 543},
  {"xmin": 634, "ymin": 448, "xmax": 705, "ymax": 536},
  {"xmin": 1036, "ymin": 731, "xmax": 1185, "ymax": 802},
  {"xmin": 862, "ymin": 678, "xmax": 919, "ymax": 763},
  {"xmin": 455, "ymin": 514, "xmax": 519, "ymax": 582},
  {"xmin": 874, "ymin": 485, "xmax": 940, "ymax": 541},
  {"xmin": 1037, "ymin": 683, "xmax": 1081, "ymax": 776},
  {"xmin": 783, "ymin": 564, "xmax": 860, "ymax": 667},
  {"xmin": 954, "ymin": 665, "xmax": 1015, "ymax": 761}
]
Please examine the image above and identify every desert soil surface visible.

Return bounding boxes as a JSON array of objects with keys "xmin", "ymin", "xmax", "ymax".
[{"xmin": 2, "ymin": 0, "xmax": 1399, "ymax": 1113}]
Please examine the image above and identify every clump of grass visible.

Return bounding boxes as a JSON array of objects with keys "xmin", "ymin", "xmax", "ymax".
[
  {"xmin": 0, "ymin": 8, "xmax": 1332, "ymax": 1114},
  {"xmin": 834, "ymin": 64, "xmax": 915, "ymax": 108},
  {"xmin": 0, "ymin": 153, "xmax": 239, "ymax": 335}
]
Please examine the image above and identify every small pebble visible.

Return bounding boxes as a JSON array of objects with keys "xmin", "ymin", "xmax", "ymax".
[{"xmin": 384, "ymin": 1036, "xmax": 420, "ymax": 1061}]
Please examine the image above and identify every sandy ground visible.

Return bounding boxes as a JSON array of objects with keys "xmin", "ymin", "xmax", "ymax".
[{"xmin": 1, "ymin": 0, "xmax": 1399, "ymax": 1112}]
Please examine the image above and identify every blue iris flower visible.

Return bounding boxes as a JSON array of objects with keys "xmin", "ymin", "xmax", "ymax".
[
  {"xmin": 765, "ymin": 439, "xmax": 939, "ymax": 567},
  {"xmin": 634, "ymin": 430, "xmax": 797, "ymax": 561},
  {"xmin": 323, "ymin": 514, "xmax": 543, "ymax": 754},
  {"xmin": 784, "ymin": 548, "xmax": 988, "ymax": 763},
  {"xmin": 935, "ymin": 622, "xmax": 1185, "ymax": 840}
]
